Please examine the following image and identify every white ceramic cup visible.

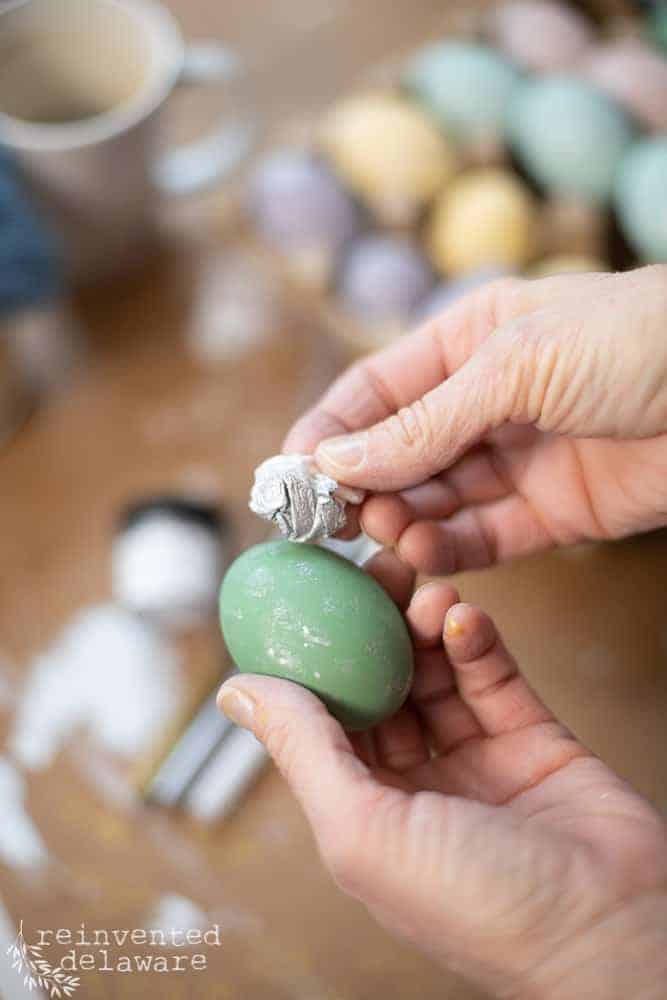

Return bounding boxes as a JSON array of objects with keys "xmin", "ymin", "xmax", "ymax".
[{"xmin": 0, "ymin": 0, "xmax": 255, "ymax": 282}]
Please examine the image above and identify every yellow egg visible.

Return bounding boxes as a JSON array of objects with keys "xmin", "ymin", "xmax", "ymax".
[
  {"xmin": 528, "ymin": 254, "xmax": 609, "ymax": 277},
  {"xmin": 429, "ymin": 168, "xmax": 538, "ymax": 275},
  {"xmin": 320, "ymin": 93, "xmax": 457, "ymax": 225}
]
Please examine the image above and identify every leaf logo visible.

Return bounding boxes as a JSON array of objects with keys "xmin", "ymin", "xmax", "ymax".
[{"xmin": 6, "ymin": 922, "xmax": 80, "ymax": 998}]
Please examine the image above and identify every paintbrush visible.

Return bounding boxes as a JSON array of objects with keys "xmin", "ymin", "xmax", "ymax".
[{"xmin": 143, "ymin": 689, "xmax": 235, "ymax": 808}]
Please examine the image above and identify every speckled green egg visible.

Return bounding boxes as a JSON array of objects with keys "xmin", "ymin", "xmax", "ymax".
[
  {"xmin": 614, "ymin": 138, "xmax": 667, "ymax": 263},
  {"xmin": 404, "ymin": 41, "xmax": 521, "ymax": 144},
  {"xmin": 507, "ymin": 76, "xmax": 635, "ymax": 204},
  {"xmin": 220, "ymin": 541, "xmax": 414, "ymax": 731}
]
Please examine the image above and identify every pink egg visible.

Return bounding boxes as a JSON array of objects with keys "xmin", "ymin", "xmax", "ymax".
[
  {"xmin": 581, "ymin": 39, "xmax": 667, "ymax": 133},
  {"xmin": 490, "ymin": 1, "xmax": 594, "ymax": 73}
]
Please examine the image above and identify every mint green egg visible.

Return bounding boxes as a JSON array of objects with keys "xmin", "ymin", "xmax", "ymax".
[
  {"xmin": 220, "ymin": 541, "xmax": 414, "ymax": 731},
  {"xmin": 404, "ymin": 41, "xmax": 521, "ymax": 142},
  {"xmin": 647, "ymin": 4, "xmax": 667, "ymax": 55},
  {"xmin": 614, "ymin": 138, "xmax": 667, "ymax": 262},
  {"xmin": 507, "ymin": 76, "xmax": 635, "ymax": 204}
]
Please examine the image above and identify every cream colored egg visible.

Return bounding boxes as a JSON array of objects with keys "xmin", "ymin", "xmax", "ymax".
[
  {"xmin": 320, "ymin": 93, "xmax": 457, "ymax": 225},
  {"xmin": 429, "ymin": 168, "xmax": 538, "ymax": 275},
  {"xmin": 581, "ymin": 39, "xmax": 667, "ymax": 134},
  {"xmin": 528, "ymin": 253, "xmax": 609, "ymax": 277}
]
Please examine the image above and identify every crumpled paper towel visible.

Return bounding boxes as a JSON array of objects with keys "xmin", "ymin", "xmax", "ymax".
[{"xmin": 249, "ymin": 454, "xmax": 361, "ymax": 543}]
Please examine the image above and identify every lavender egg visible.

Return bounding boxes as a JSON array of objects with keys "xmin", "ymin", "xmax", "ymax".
[
  {"xmin": 247, "ymin": 151, "xmax": 360, "ymax": 256},
  {"xmin": 339, "ymin": 236, "xmax": 434, "ymax": 326},
  {"xmin": 417, "ymin": 267, "xmax": 512, "ymax": 321},
  {"xmin": 489, "ymin": 1, "xmax": 593, "ymax": 74},
  {"xmin": 581, "ymin": 40, "xmax": 667, "ymax": 134}
]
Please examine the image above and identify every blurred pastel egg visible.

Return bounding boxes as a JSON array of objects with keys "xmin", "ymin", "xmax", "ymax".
[
  {"xmin": 507, "ymin": 76, "xmax": 635, "ymax": 203},
  {"xmin": 246, "ymin": 150, "xmax": 360, "ymax": 283},
  {"xmin": 404, "ymin": 41, "xmax": 520, "ymax": 146},
  {"xmin": 417, "ymin": 267, "xmax": 512, "ymax": 320},
  {"xmin": 614, "ymin": 138, "xmax": 667, "ymax": 262},
  {"xmin": 489, "ymin": 2, "xmax": 593, "ymax": 73},
  {"xmin": 539, "ymin": 196, "xmax": 608, "ymax": 259},
  {"xmin": 647, "ymin": 3, "xmax": 667, "ymax": 55},
  {"xmin": 580, "ymin": 39, "xmax": 667, "ymax": 134},
  {"xmin": 528, "ymin": 253, "xmax": 609, "ymax": 277},
  {"xmin": 320, "ymin": 93, "xmax": 456, "ymax": 225},
  {"xmin": 338, "ymin": 235, "xmax": 434, "ymax": 326},
  {"xmin": 429, "ymin": 168, "xmax": 538, "ymax": 275}
]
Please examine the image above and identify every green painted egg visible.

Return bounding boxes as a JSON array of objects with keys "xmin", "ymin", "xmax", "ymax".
[
  {"xmin": 220, "ymin": 541, "xmax": 414, "ymax": 731},
  {"xmin": 404, "ymin": 41, "xmax": 521, "ymax": 144},
  {"xmin": 614, "ymin": 138, "xmax": 667, "ymax": 263},
  {"xmin": 507, "ymin": 76, "xmax": 635, "ymax": 204}
]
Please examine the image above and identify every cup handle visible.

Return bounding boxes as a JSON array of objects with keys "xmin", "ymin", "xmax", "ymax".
[{"xmin": 152, "ymin": 41, "xmax": 256, "ymax": 197}]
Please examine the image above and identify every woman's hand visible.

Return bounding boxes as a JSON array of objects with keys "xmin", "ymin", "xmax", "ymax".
[
  {"xmin": 285, "ymin": 266, "xmax": 667, "ymax": 575},
  {"xmin": 218, "ymin": 553, "xmax": 667, "ymax": 999}
]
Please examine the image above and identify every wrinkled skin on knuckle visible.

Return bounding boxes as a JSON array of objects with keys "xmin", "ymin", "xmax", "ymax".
[
  {"xmin": 473, "ymin": 317, "xmax": 538, "ymax": 427},
  {"xmin": 539, "ymin": 270, "xmax": 667, "ymax": 437},
  {"xmin": 384, "ymin": 400, "xmax": 436, "ymax": 461},
  {"xmin": 439, "ymin": 276, "xmax": 529, "ymax": 365},
  {"xmin": 485, "ymin": 311, "xmax": 582, "ymax": 432}
]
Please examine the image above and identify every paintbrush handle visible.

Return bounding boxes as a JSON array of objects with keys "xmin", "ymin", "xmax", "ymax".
[
  {"xmin": 145, "ymin": 691, "xmax": 234, "ymax": 806},
  {"xmin": 184, "ymin": 725, "xmax": 269, "ymax": 822}
]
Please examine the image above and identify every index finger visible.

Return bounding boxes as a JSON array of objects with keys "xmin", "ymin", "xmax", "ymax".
[
  {"xmin": 282, "ymin": 272, "xmax": 587, "ymax": 456},
  {"xmin": 283, "ymin": 276, "xmax": 526, "ymax": 454},
  {"xmin": 283, "ymin": 321, "xmax": 446, "ymax": 453}
]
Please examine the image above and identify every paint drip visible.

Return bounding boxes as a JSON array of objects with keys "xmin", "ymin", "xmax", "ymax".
[{"xmin": 10, "ymin": 604, "xmax": 182, "ymax": 770}]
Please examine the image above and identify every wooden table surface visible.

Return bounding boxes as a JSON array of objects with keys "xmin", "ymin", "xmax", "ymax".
[{"xmin": 1, "ymin": 2, "xmax": 666, "ymax": 999}]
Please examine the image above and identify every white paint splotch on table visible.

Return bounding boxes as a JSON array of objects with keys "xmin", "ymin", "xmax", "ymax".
[
  {"xmin": 0, "ymin": 757, "xmax": 48, "ymax": 870},
  {"xmin": 142, "ymin": 894, "xmax": 212, "ymax": 943},
  {"xmin": 10, "ymin": 604, "xmax": 183, "ymax": 771}
]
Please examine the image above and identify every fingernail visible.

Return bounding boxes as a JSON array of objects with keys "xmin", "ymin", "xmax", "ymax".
[
  {"xmin": 444, "ymin": 609, "xmax": 464, "ymax": 638},
  {"xmin": 217, "ymin": 686, "xmax": 256, "ymax": 730},
  {"xmin": 316, "ymin": 432, "xmax": 367, "ymax": 472}
]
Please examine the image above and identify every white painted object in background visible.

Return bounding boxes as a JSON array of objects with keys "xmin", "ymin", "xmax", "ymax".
[
  {"xmin": 0, "ymin": 757, "xmax": 48, "ymax": 869},
  {"xmin": 142, "ymin": 893, "xmax": 210, "ymax": 942},
  {"xmin": 10, "ymin": 604, "xmax": 182, "ymax": 770},
  {"xmin": 112, "ymin": 513, "xmax": 226, "ymax": 629}
]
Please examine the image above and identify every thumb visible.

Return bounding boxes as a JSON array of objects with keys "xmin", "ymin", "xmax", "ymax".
[
  {"xmin": 217, "ymin": 674, "xmax": 382, "ymax": 849},
  {"xmin": 314, "ymin": 322, "xmax": 537, "ymax": 492}
]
